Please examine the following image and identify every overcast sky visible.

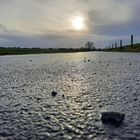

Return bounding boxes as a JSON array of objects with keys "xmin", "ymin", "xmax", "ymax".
[{"xmin": 0, "ymin": 0, "xmax": 140, "ymax": 48}]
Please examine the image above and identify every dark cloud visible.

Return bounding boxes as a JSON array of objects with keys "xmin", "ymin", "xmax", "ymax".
[
  {"xmin": 94, "ymin": 22, "xmax": 140, "ymax": 36},
  {"xmin": 85, "ymin": 0, "xmax": 140, "ymax": 44},
  {"xmin": 0, "ymin": 32, "xmax": 87, "ymax": 48}
]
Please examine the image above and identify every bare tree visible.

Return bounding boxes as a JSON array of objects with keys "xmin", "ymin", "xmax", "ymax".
[{"xmin": 85, "ymin": 41, "xmax": 95, "ymax": 50}]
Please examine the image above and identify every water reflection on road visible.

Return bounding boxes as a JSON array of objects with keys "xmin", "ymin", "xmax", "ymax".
[{"xmin": 0, "ymin": 52, "xmax": 140, "ymax": 139}]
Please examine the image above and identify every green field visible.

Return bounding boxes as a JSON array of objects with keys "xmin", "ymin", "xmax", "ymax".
[
  {"xmin": 0, "ymin": 47, "xmax": 94, "ymax": 55},
  {"xmin": 104, "ymin": 43, "xmax": 140, "ymax": 52},
  {"xmin": 0, "ymin": 44, "xmax": 140, "ymax": 55}
]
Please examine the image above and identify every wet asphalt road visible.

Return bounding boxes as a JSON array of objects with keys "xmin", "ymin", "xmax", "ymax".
[{"xmin": 0, "ymin": 52, "xmax": 140, "ymax": 140}]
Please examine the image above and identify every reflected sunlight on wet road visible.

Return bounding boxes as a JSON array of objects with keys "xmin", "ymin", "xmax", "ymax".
[{"xmin": 0, "ymin": 52, "xmax": 140, "ymax": 140}]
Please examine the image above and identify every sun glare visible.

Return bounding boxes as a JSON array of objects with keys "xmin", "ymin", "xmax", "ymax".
[{"xmin": 72, "ymin": 17, "xmax": 85, "ymax": 30}]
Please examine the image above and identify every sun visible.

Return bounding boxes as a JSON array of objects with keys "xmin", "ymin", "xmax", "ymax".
[{"xmin": 72, "ymin": 16, "xmax": 85, "ymax": 30}]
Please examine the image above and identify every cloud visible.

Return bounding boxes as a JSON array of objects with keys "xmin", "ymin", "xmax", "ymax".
[
  {"xmin": 0, "ymin": 24, "xmax": 10, "ymax": 33},
  {"xmin": 0, "ymin": 0, "xmax": 140, "ymax": 48}
]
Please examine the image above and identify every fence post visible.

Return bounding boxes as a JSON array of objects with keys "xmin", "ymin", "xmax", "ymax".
[
  {"xmin": 115, "ymin": 43, "xmax": 117, "ymax": 48},
  {"xmin": 131, "ymin": 35, "xmax": 133, "ymax": 47},
  {"xmin": 112, "ymin": 44, "xmax": 114, "ymax": 48},
  {"xmin": 120, "ymin": 40, "xmax": 122, "ymax": 47}
]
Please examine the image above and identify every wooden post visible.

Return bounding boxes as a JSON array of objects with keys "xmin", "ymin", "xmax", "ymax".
[
  {"xmin": 131, "ymin": 35, "xmax": 133, "ymax": 47},
  {"xmin": 120, "ymin": 40, "xmax": 122, "ymax": 47},
  {"xmin": 112, "ymin": 44, "xmax": 114, "ymax": 48},
  {"xmin": 115, "ymin": 43, "xmax": 117, "ymax": 48}
]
